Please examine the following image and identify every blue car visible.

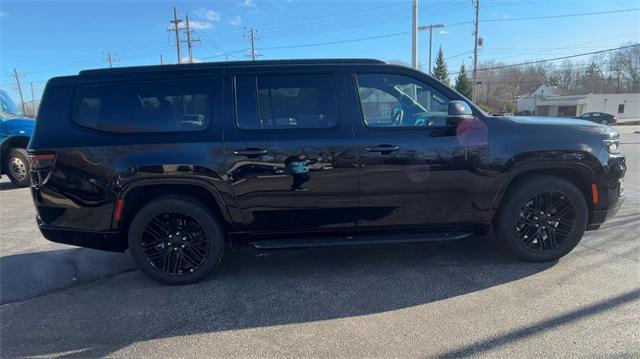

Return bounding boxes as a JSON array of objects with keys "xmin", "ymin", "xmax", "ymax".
[{"xmin": 1, "ymin": 89, "xmax": 34, "ymax": 187}]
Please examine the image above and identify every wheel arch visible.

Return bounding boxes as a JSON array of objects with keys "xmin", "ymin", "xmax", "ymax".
[
  {"xmin": 493, "ymin": 161, "xmax": 598, "ymax": 224},
  {"xmin": 114, "ymin": 179, "xmax": 235, "ymax": 248}
]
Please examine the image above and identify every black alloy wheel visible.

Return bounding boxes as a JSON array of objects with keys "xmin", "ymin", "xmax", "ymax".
[
  {"xmin": 141, "ymin": 212, "xmax": 210, "ymax": 275},
  {"xmin": 128, "ymin": 196, "xmax": 224, "ymax": 285},
  {"xmin": 494, "ymin": 175, "xmax": 588, "ymax": 262},
  {"xmin": 515, "ymin": 191, "xmax": 576, "ymax": 251}
]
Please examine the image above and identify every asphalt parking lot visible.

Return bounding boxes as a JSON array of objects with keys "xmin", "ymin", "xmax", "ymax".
[{"xmin": 0, "ymin": 126, "xmax": 638, "ymax": 358}]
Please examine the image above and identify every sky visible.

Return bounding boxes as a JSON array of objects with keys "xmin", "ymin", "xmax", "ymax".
[{"xmin": 1, "ymin": 0, "xmax": 639, "ymax": 103}]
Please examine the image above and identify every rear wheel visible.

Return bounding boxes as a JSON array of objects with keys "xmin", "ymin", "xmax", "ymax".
[
  {"xmin": 6, "ymin": 148, "xmax": 30, "ymax": 188},
  {"xmin": 494, "ymin": 175, "xmax": 588, "ymax": 262},
  {"xmin": 128, "ymin": 195, "xmax": 225, "ymax": 285}
]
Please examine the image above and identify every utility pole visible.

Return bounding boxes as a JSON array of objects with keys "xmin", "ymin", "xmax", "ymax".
[
  {"xmin": 30, "ymin": 82, "xmax": 37, "ymax": 117},
  {"xmin": 160, "ymin": 54, "xmax": 164, "ymax": 65},
  {"xmin": 169, "ymin": 6, "xmax": 183, "ymax": 64},
  {"xmin": 472, "ymin": 0, "xmax": 480, "ymax": 102},
  {"xmin": 180, "ymin": 15, "xmax": 200, "ymax": 64},
  {"xmin": 12, "ymin": 68, "xmax": 26, "ymax": 114},
  {"xmin": 185, "ymin": 15, "xmax": 194, "ymax": 63},
  {"xmin": 245, "ymin": 28, "xmax": 261, "ymax": 61},
  {"xmin": 419, "ymin": 24, "xmax": 445, "ymax": 75},
  {"xmin": 102, "ymin": 52, "xmax": 116, "ymax": 68},
  {"xmin": 411, "ymin": 0, "xmax": 419, "ymax": 69}
]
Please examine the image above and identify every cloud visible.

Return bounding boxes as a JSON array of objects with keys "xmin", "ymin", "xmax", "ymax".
[
  {"xmin": 229, "ymin": 15, "xmax": 242, "ymax": 26},
  {"xmin": 195, "ymin": 8, "xmax": 220, "ymax": 22},
  {"xmin": 188, "ymin": 20, "xmax": 214, "ymax": 30},
  {"xmin": 167, "ymin": 20, "xmax": 213, "ymax": 31},
  {"xmin": 182, "ymin": 57, "xmax": 203, "ymax": 63},
  {"xmin": 241, "ymin": 0, "xmax": 258, "ymax": 11},
  {"xmin": 439, "ymin": 30, "xmax": 448, "ymax": 35},
  {"xmin": 0, "ymin": 11, "xmax": 7, "ymax": 17}
]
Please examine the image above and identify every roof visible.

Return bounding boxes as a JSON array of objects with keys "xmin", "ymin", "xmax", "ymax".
[{"xmin": 79, "ymin": 58, "xmax": 386, "ymax": 76}]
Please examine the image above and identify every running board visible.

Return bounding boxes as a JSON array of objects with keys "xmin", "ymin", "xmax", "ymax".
[{"xmin": 248, "ymin": 232, "xmax": 475, "ymax": 250}]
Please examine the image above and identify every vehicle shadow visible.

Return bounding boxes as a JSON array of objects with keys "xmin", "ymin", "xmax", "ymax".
[
  {"xmin": 0, "ymin": 248, "xmax": 135, "ymax": 305},
  {"xmin": 0, "ymin": 180, "xmax": 21, "ymax": 191},
  {"xmin": 1, "ymin": 237, "xmax": 556, "ymax": 358}
]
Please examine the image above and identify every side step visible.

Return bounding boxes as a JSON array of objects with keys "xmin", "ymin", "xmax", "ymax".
[{"xmin": 248, "ymin": 232, "xmax": 474, "ymax": 250}]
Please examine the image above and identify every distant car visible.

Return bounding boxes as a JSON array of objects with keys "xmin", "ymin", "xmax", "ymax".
[
  {"xmin": 0, "ymin": 89, "xmax": 35, "ymax": 187},
  {"xmin": 576, "ymin": 112, "xmax": 617, "ymax": 125}
]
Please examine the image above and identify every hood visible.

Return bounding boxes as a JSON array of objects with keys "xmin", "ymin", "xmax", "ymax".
[
  {"xmin": 499, "ymin": 115, "xmax": 618, "ymax": 139},
  {"xmin": 1, "ymin": 117, "xmax": 35, "ymax": 137}
]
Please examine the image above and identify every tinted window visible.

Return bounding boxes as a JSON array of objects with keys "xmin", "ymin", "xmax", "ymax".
[
  {"xmin": 74, "ymin": 78, "xmax": 211, "ymax": 133},
  {"xmin": 356, "ymin": 73, "xmax": 452, "ymax": 128},
  {"xmin": 236, "ymin": 74, "xmax": 338, "ymax": 129},
  {"xmin": 618, "ymin": 104, "xmax": 625, "ymax": 114}
]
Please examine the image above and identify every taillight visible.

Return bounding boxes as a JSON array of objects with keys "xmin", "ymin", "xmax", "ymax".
[
  {"xmin": 28, "ymin": 152, "xmax": 56, "ymax": 187},
  {"xmin": 29, "ymin": 153, "xmax": 56, "ymax": 169}
]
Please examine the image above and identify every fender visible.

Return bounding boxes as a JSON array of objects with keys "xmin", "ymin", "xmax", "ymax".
[
  {"xmin": 491, "ymin": 151, "xmax": 602, "ymax": 211},
  {"xmin": 112, "ymin": 177, "xmax": 237, "ymax": 230}
]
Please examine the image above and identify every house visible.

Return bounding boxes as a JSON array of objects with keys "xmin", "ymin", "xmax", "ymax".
[{"xmin": 516, "ymin": 84, "xmax": 640, "ymax": 119}]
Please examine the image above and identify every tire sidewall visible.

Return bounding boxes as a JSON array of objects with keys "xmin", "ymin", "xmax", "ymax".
[
  {"xmin": 496, "ymin": 176, "xmax": 588, "ymax": 262},
  {"xmin": 128, "ymin": 196, "xmax": 224, "ymax": 285},
  {"xmin": 6, "ymin": 148, "xmax": 30, "ymax": 187}
]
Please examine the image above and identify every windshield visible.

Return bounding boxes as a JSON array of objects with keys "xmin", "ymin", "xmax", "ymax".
[{"xmin": 0, "ymin": 90, "xmax": 23, "ymax": 119}]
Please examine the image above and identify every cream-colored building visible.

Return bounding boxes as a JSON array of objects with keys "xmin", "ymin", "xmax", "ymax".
[{"xmin": 517, "ymin": 84, "xmax": 640, "ymax": 119}]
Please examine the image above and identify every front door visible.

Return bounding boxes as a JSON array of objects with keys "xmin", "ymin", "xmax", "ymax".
[
  {"xmin": 223, "ymin": 71, "xmax": 359, "ymax": 232},
  {"xmin": 348, "ymin": 71, "xmax": 490, "ymax": 228}
]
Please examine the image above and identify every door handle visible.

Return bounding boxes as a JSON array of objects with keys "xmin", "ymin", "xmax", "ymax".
[
  {"xmin": 365, "ymin": 145, "xmax": 399, "ymax": 154},
  {"xmin": 233, "ymin": 148, "xmax": 268, "ymax": 158}
]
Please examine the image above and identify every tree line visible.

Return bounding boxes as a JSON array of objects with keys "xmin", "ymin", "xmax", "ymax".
[{"xmin": 430, "ymin": 42, "xmax": 639, "ymax": 113}]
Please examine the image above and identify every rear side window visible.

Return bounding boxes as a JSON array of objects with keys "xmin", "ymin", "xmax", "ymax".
[
  {"xmin": 74, "ymin": 78, "xmax": 212, "ymax": 133},
  {"xmin": 236, "ymin": 74, "xmax": 338, "ymax": 130}
]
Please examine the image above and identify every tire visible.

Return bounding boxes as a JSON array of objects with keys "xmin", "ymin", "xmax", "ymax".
[
  {"xmin": 5, "ymin": 148, "xmax": 30, "ymax": 188},
  {"xmin": 128, "ymin": 195, "xmax": 225, "ymax": 285},
  {"xmin": 494, "ymin": 175, "xmax": 588, "ymax": 262},
  {"xmin": 601, "ymin": 119, "xmax": 609, "ymax": 125}
]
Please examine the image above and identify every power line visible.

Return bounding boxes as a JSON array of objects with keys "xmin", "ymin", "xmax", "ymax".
[
  {"xmin": 483, "ymin": 8, "xmax": 639, "ymax": 23},
  {"xmin": 451, "ymin": 44, "xmax": 640, "ymax": 75}
]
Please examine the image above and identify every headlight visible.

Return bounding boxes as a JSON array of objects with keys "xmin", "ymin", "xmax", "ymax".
[{"xmin": 604, "ymin": 139, "xmax": 621, "ymax": 154}]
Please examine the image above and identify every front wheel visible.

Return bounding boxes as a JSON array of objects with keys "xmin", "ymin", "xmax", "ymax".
[
  {"xmin": 128, "ymin": 195, "xmax": 225, "ymax": 285},
  {"xmin": 6, "ymin": 148, "xmax": 30, "ymax": 188},
  {"xmin": 601, "ymin": 119, "xmax": 609, "ymax": 125},
  {"xmin": 494, "ymin": 175, "xmax": 588, "ymax": 262}
]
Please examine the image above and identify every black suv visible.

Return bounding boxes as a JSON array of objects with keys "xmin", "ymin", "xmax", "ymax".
[{"xmin": 29, "ymin": 59, "xmax": 626, "ymax": 284}]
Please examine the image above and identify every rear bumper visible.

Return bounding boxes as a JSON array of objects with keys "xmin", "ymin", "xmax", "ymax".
[{"xmin": 38, "ymin": 217, "xmax": 127, "ymax": 252}]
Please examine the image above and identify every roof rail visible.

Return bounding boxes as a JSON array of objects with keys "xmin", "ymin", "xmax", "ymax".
[{"xmin": 79, "ymin": 58, "xmax": 386, "ymax": 75}]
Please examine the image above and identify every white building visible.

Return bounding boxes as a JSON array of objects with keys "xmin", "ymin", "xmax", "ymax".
[{"xmin": 516, "ymin": 84, "xmax": 640, "ymax": 119}]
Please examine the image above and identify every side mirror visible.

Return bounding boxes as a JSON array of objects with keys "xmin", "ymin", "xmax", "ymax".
[{"xmin": 448, "ymin": 100, "xmax": 473, "ymax": 117}]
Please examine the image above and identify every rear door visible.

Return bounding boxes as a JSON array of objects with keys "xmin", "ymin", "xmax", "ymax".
[
  {"xmin": 347, "ymin": 69, "xmax": 490, "ymax": 228},
  {"xmin": 222, "ymin": 68, "xmax": 360, "ymax": 232}
]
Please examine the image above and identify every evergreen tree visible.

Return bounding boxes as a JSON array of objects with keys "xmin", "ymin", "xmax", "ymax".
[
  {"xmin": 454, "ymin": 64, "xmax": 473, "ymax": 99},
  {"xmin": 432, "ymin": 46, "xmax": 449, "ymax": 84}
]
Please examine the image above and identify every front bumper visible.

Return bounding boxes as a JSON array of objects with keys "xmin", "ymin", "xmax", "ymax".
[
  {"xmin": 588, "ymin": 153, "xmax": 626, "ymax": 230},
  {"xmin": 588, "ymin": 193, "xmax": 625, "ymax": 230}
]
